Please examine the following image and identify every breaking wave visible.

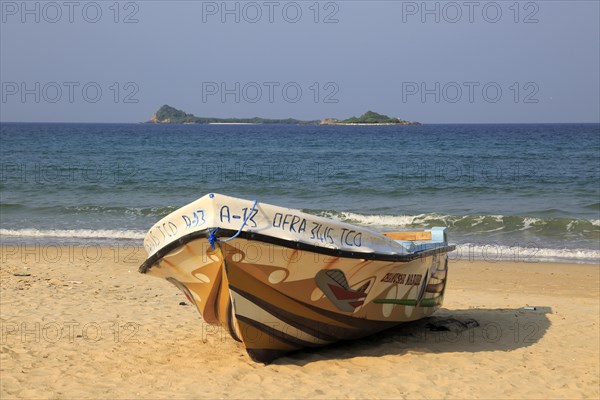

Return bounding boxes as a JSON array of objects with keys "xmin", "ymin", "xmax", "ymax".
[
  {"xmin": 452, "ymin": 243, "xmax": 600, "ymax": 264},
  {"xmin": 308, "ymin": 210, "xmax": 600, "ymax": 238}
]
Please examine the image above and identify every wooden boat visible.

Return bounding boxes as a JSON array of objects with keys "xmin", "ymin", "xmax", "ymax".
[{"xmin": 139, "ymin": 193, "xmax": 455, "ymax": 363}]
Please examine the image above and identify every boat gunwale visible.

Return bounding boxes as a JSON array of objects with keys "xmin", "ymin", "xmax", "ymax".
[{"xmin": 139, "ymin": 228, "xmax": 455, "ymax": 274}]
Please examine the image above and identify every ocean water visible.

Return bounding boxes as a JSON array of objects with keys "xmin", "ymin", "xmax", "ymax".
[{"xmin": 1, "ymin": 122, "xmax": 598, "ymax": 263}]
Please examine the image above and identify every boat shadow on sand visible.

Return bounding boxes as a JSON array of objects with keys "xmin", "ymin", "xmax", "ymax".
[{"xmin": 276, "ymin": 306, "xmax": 552, "ymax": 365}]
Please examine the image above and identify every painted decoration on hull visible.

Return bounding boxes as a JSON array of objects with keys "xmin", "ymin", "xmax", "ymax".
[
  {"xmin": 374, "ymin": 255, "xmax": 448, "ymax": 309},
  {"xmin": 315, "ymin": 269, "xmax": 369, "ymax": 312}
]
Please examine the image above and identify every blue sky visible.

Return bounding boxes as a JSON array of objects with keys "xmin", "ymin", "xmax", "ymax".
[{"xmin": 1, "ymin": 0, "xmax": 599, "ymax": 123}]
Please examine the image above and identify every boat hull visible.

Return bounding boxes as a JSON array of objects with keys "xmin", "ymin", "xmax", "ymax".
[{"xmin": 145, "ymin": 234, "xmax": 449, "ymax": 363}]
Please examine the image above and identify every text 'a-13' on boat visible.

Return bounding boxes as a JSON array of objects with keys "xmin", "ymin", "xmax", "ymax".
[{"xmin": 139, "ymin": 193, "xmax": 455, "ymax": 363}]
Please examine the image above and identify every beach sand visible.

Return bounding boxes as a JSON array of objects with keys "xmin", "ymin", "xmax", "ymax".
[{"xmin": 1, "ymin": 245, "xmax": 598, "ymax": 399}]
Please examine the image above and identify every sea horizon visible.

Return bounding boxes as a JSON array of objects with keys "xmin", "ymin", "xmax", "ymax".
[{"xmin": 2, "ymin": 121, "xmax": 600, "ymax": 125}]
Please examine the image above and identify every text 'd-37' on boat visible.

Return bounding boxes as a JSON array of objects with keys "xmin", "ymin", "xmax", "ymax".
[{"xmin": 139, "ymin": 193, "xmax": 455, "ymax": 363}]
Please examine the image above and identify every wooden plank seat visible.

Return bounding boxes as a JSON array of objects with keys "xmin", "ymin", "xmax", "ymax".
[{"xmin": 382, "ymin": 231, "xmax": 432, "ymax": 241}]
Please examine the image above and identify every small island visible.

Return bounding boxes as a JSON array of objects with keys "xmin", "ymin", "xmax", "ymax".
[
  {"xmin": 320, "ymin": 111, "xmax": 420, "ymax": 126},
  {"xmin": 148, "ymin": 105, "xmax": 419, "ymax": 125},
  {"xmin": 149, "ymin": 105, "xmax": 318, "ymax": 125}
]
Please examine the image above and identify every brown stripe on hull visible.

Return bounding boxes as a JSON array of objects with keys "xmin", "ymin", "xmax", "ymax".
[
  {"xmin": 295, "ymin": 293, "xmax": 398, "ymax": 329},
  {"xmin": 232, "ymin": 295, "xmax": 402, "ymax": 363},
  {"xmin": 236, "ymin": 314, "xmax": 320, "ymax": 350},
  {"xmin": 230, "ymin": 280, "xmax": 397, "ymax": 341},
  {"xmin": 426, "ymin": 282, "xmax": 445, "ymax": 293},
  {"xmin": 231, "ymin": 286, "xmax": 349, "ymax": 342},
  {"xmin": 235, "ymin": 319, "xmax": 297, "ymax": 359}
]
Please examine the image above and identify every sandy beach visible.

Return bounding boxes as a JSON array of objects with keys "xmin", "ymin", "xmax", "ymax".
[{"xmin": 1, "ymin": 245, "xmax": 598, "ymax": 399}]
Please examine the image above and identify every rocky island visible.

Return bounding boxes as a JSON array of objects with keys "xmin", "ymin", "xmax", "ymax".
[
  {"xmin": 320, "ymin": 111, "xmax": 420, "ymax": 126},
  {"xmin": 148, "ymin": 105, "xmax": 419, "ymax": 125}
]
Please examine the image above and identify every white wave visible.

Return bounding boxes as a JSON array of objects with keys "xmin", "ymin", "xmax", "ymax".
[
  {"xmin": 451, "ymin": 243, "xmax": 600, "ymax": 264},
  {"xmin": 475, "ymin": 226, "xmax": 506, "ymax": 233},
  {"xmin": 518, "ymin": 217, "xmax": 541, "ymax": 231},
  {"xmin": 0, "ymin": 228, "xmax": 145, "ymax": 240},
  {"xmin": 312, "ymin": 211, "xmax": 600, "ymax": 239},
  {"xmin": 334, "ymin": 211, "xmax": 446, "ymax": 227},
  {"xmin": 469, "ymin": 215, "xmax": 484, "ymax": 227},
  {"xmin": 338, "ymin": 212, "xmax": 417, "ymax": 226}
]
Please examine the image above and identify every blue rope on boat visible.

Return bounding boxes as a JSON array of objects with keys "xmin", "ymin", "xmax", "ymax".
[
  {"xmin": 207, "ymin": 228, "xmax": 219, "ymax": 249},
  {"xmin": 208, "ymin": 200, "xmax": 258, "ymax": 249}
]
